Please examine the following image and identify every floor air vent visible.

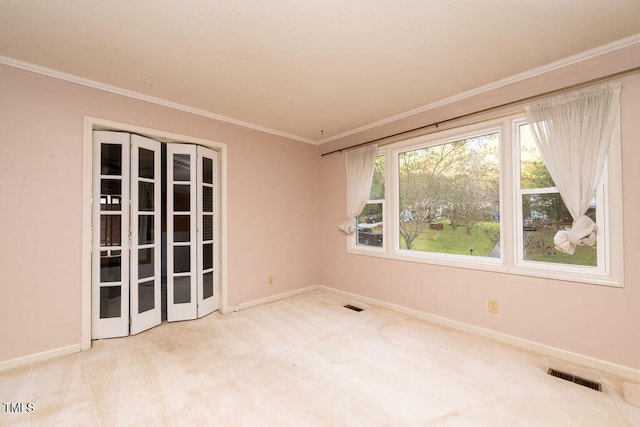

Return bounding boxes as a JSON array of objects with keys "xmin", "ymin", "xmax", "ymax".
[
  {"xmin": 344, "ymin": 304, "xmax": 363, "ymax": 312},
  {"xmin": 547, "ymin": 368, "xmax": 602, "ymax": 392}
]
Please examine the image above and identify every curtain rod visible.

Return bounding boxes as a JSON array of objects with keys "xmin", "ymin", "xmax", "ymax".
[{"xmin": 320, "ymin": 66, "xmax": 639, "ymax": 157}]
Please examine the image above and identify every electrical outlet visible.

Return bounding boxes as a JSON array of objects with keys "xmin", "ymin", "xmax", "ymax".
[
  {"xmin": 488, "ymin": 299, "xmax": 499, "ymax": 314},
  {"xmin": 268, "ymin": 274, "xmax": 274, "ymax": 284}
]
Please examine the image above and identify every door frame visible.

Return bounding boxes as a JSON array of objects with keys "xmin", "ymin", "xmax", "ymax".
[{"xmin": 81, "ymin": 116, "xmax": 229, "ymax": 350}]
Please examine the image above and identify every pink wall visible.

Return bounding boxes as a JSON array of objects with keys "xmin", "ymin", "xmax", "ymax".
[
  {"xmin": 1, "ymin": 43, "xmax": 639, "ymax": 371},
  {"xmin": 319, "ymin": 67, "xmax": 640, "ymax": 369},
  {"xmin": 0, "ymin": 64, "xmax": 320, "ymax": 363}
]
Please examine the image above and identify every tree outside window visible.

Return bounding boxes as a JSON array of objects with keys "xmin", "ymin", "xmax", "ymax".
[
  {"xmin": 397, "ymin": 132, "xmax": 500, "ymax": 257},
  {"xmin": 518, "ymin": 124, "xmax": 597, "ymax": 267}
]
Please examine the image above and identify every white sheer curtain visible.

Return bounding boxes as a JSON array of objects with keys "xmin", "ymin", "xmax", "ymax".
[
  {"xmin": 524, "ymin": 82, "xmax": 621, "ymax": 254},
  {"xmin": 339, "ymin": 144, "xmax": 378, "ymax": 234}
]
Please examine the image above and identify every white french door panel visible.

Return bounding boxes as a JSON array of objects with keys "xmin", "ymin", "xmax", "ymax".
[
  {"xmin": 92, "ymin": 131, "xmax": 130, "ymax": 339},
  {"xmin": 197, "ymin": 146, "xmax": 218, "ymax": 317},
  {"xmin": 167, "ymin": 143, "xmax": 198, "ymax": 321},
  {"xmin": 130, "ymin": 135, "xmax": 162, "ymax": 335}
]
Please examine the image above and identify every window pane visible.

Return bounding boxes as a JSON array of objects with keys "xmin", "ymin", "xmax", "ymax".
[
  {"xmin": 202, "ymin": 272, "xmax": 214, "ymax": 299},
  {"xmin": 100, "ymin": 215, "xmax": 121, "ymax": 246},
  {"xmin": 370, "ymin": 155, "xmax": 385, "ymax": 200},
  {"xmin": 139, "ymin": 181, "xmax": 154, "ymax": 211},
  {"xmin": 100, "ymin": 179, "xmax": 122, "ymax": 211},
  {"xmin": 173, "ymin": 154, "xmax": 191, "ymax": 181},
  {"xmin": 398, "ymin": 132, "xmax": 500, "ymax": 257},
  {"xmin": 100, "ymin": 286, "xmax": 121, "ymax": 318},
  {"xmin": 138, "ymin": 280, "xmax": 155, "ymax": 314},
  {"xmin": 203, "ymin": 215, "xmax": 213, "ymax": 241},
  {"xmin": 203, "ymin": 243, "xmax": 213, "ymax": 270},
  {"xmin": 203, "ymin": 186, "xmax": 213, "ymax": 212},
  {"xmin": 356, "ymin": 203, "xmax": 383, "ymax": 247},
  {"xmin": 100, "ymin": 250, "xmax": 121, "ymax": 282},
  {"xmin": 138, "ymin": 248, "xmax": 154, "ymax": 279},
  {"xmin": 203, "ymin": 157, "xmax": 213, "ymax": 184},
  {"xmin": 174, "ymin": 215, "xmax": 190, "ymax": 242},
  {"xmin": 138, "ymin": 215, "xmax": 154, "ymax": 244},
  {"xmin": 101, "ymin": 144, "xmax": 121, "ymax": 176},
  {"xmin": 174, "ymin": 184, "xmax": 190, "ymax": 211},
  {"xmin": 522, "ymin": 193, "xmax": 596, "ymax": 266},
  {"xmin": 519, "ymin": 124, "xmax": 554, "ymax": 189},
  {"xmin": 174, "ymin": 246, "xmax": 190, "ymax": 273},
  {"xmin": 174, "ymin": 277, "xmax": 191, "ymax": 304},
  {"xmin": 139, "ymin": 148, "xmax": 154, "ymax": 179}
]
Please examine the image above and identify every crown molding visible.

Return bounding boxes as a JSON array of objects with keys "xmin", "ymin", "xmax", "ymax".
[
  {"xmin": 318, "ymin": 33, "xmax": 640, "ymax": 145},
  {"xmin": 2, "ymin": 32, "xmax": 638, "ymax": 147},
  {"xmin": 0, "ymin": 55, "xmax": 318, "ymax": 145}
]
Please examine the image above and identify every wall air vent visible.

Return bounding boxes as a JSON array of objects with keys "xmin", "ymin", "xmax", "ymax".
[
  {"xmin": 344, "ymin": 304, "xmax": 364, "ymax": 312},
  {"xmin": 547, "ymin": 368, "xmax": 602, "ymax": 392}
]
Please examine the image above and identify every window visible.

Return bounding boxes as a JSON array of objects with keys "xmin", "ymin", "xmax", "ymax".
[
  {"xmin": 397, "ymin": 131, "xmax": 500, "ymax": 258},
  {"xmin": 516, "ymin": 121, "xmax": 601, "ymax": 269},
  {"xmin": 355, "ymin": 155, "xmax": 385, "ymax": 249},
  {"xmin": 347, "ymin": 113, "xmax": 623, "ymax": 287}
]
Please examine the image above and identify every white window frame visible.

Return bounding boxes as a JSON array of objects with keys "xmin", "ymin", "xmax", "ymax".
[
  {"xmin": 346, "ymin": 113, "xmax": 624, "ymax": 287},
  {"xmin": 513, "ymin": 118, "xmax": 607, "ymax": 274},
  {"xmin": 350, "ymin": 153, "xmax": 387, "ymax": 253}
]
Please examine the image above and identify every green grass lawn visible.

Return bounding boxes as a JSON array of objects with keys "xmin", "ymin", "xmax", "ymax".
[
  {"xmin": 524, "ymin": 227, "xmax": 596, "ymax": 266},
  {"xmin": 397, "ymin": 220, "xmax": 596, "ymax": 266},
  {"xmin": 400, "ymin": 221, "xmax": 499, "ymax": 256}
]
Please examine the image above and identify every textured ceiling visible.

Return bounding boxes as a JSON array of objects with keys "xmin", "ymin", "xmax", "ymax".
[{"xmin": 1, "ymin": 1, "xmax": 639, "ymax": 143}]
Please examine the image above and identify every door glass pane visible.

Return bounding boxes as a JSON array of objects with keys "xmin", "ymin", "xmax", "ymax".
[
  {"xmin": 101, "ymin": 144, "xmax": 122, "ymax": 175},
  {"xmin": 203, "ymin": 272, "xmax": 214, "ymax": 299},
  {"xmin": 174, "ymin": 216, "xmax": 190, "ymax": 242},
  {"xmin": 173, "ymin": 154, "xmax": 191, "ymax": 181},
  {"xmin": 203, "ymin": 215, "xmax": 213, "ymax": 241},
  {"xmin": 174, "ymin": 184, "xmax": 190, "ymax": 211},
  {"xmin": 203, "ymin": 243, "xmax": 213, "ymax": 270},
  {"xmin": 138, "ymin": 280, "xmax": 155, "ymax": 313},
  {"xmin": 100, "ymin": 180, "xmax": 122, "ymax": 211},
  {"xmin": 138, "ymin": 248, "xmax": 154, "ymax": 279},
  {"xmin": 174, "ymin": 277, "xmax": 191, "ymax": 304},
  {"xmin": 100, "ymin": 250, "xmax": 121, "ymax": 282},
  {"xmin": 100, "ymin": 286, "xmax": 121, "ymax": 318},
  {"xmin": 100, "ymin": 215, "xmax": 121, "ymax": 246},
  {"xmin": 138, "ymin": 216, "xmax": 154, "ymax": 244},
  {"xmin": 203, "ymin": 157, "xmax": 213, "ymax": 184},
  {"xmin": 139, "ymin": 182, "xmax": 154, "ymax": 211},
  {"xmin": 139, "ymin": 148, "xmax": 154, "ymax": 179},
  {"xmin": 203, "ymin": 186, "xmax": 213, "ymax": 212},
  {"xmin": 174, "ymin": 246, "xmax": 190, "ymax": 273}
]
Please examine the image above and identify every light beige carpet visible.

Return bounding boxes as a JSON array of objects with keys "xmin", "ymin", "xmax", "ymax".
[{"xmin": 1, "ymin": 290, "xmax": 638, "ymax": 426}]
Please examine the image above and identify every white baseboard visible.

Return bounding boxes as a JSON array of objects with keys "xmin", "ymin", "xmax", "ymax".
[
  {"xmin": 318, "ymin": 285, "xmax": 640, "ymax": 383},
  {"xmin": 4, "ymin": 284, "xmax": 638, "ymax": 386},
  {"xmin": 0, "ymin": 344, "xmax": 81, "ymax": 373},
  {"xmin": 233, "ymin": 285, "xmax": 321, "ymax": 312}
]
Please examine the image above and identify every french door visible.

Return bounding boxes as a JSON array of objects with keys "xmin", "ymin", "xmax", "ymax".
[
  {"xmin": 167, "ymin": 144, "xmax": 218, "ymax": 321},
  {"xmin": 92, "ymin": 132, "xmax": 217, "ymax": 339},
  {"xmin": 92, "ymin": 131, "xmax": 131, "ymax": 338},
  {"xmin": 130, "ymin": 135, "xmax": 162, "ymax": 334}
]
